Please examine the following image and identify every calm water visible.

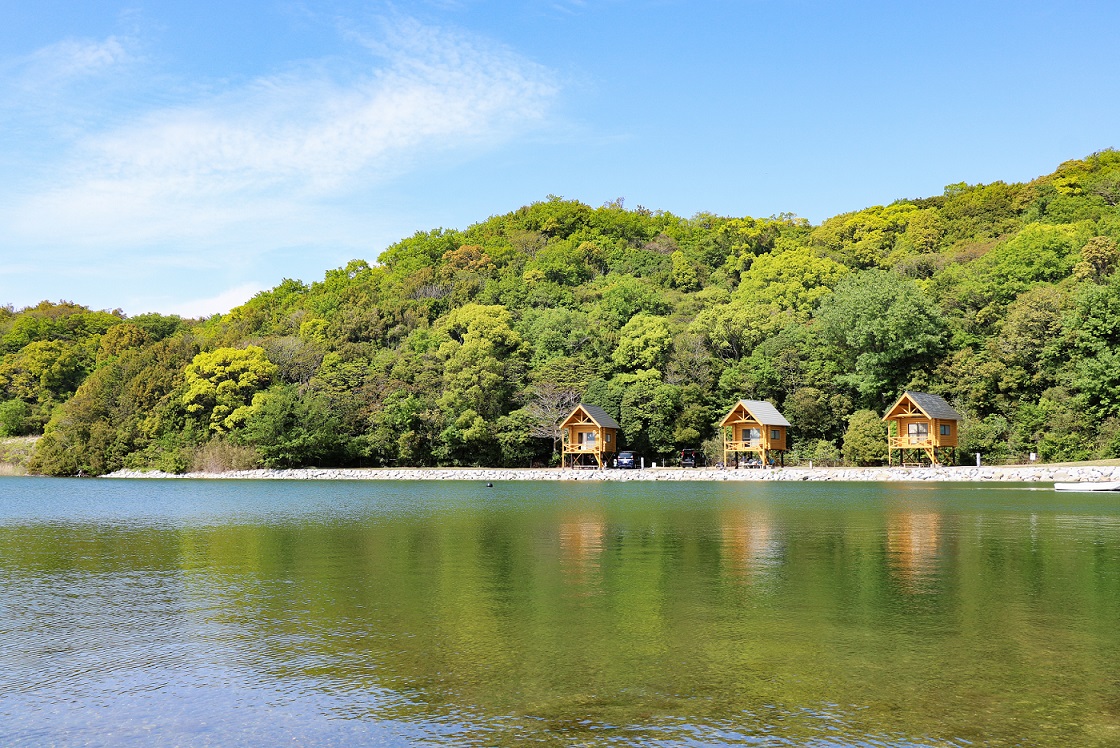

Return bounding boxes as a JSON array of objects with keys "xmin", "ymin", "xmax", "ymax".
[{"xmin": 1, "ymin": 478, "xmax": 1119, "ymax": 746}]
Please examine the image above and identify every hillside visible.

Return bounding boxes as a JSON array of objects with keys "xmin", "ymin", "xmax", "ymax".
[{"xmin": 3, "ymin": 150, "xmax": 1119, "ymax": 474}]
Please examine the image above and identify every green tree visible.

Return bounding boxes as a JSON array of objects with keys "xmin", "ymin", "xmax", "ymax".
[
  {"xmin": 237, "ymin": 385, "xmax": 351, "ymax": 467},
  {"xmin": 0, "ymin": 399, "xmax": 31, "ymax": 436},
  {"xmin": 495, "ymin": 409, "xmax": 543, "ymax": 466},
  {"xmin": 97, "ymin": 323, "xmax": 151, "ymax": 362},
  {"xmin": 958, "ymin": 413, "xmax": 1012, "ymax": 463},
  {"xmin": 989, "ymin": 285, "xmax": 1068, "ymax": 398},
  {"xmin": 432, "ymin": 304, "xmax": 526, "ymax": 464},
  {"xmin": 613, "ymin": 370, "xmax": 681, "ymax": 457},
  {"xmin": 815, "ymin": 270, "xmax": 946, "ymax": 403},
  {"xmin": 437, "ymin": 304, "xmax": 525, "ymax": 420},
  {"xmin": 1066, "ymin": 274, "xmax": 1120, "ymax": 420},
  {"xmin": 591, "ymin": 276, "xmax": 670, "ymax": 329},
  {"xmin": 783, "ymin": 386, "xmax": 851, "ymax": 442},
  {"xmin": 842, "ymin": 409, "xmax": 887, "ymax": 466}
]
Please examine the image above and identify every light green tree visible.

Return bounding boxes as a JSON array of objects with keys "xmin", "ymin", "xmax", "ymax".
[
  {"xmin": 811, "ymin": 203, "xmax": 917, "ymax": 268},
  {"xmin": 612, "ymin": 314, "xmax": 672, "ymax": 371},
  {"xmin": 182, "ymin": 346, "xmax": 278, "ymax": 432},
  {"xmin": 1073, "ymin": 235, "xmax": 1119, "ymax": 282},
  {"xmin": 733, "ymin": 246, "xmax": 849, "ymax": 317},
  {"xmin": 0, "ymin": 340, "xmax": 92, "ymax": 404},
  {"xmin": 689, "ymin": 298, "xmax": 781, "ymax": 361},
  {"xmin": 670, "ymin": 250, "xmax": 701, "ymax": 291}
]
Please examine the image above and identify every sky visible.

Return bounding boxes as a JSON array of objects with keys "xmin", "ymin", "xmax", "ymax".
[{"xmin": 1, "ymin": 1, "xmax": 1117, "ymax": 317}]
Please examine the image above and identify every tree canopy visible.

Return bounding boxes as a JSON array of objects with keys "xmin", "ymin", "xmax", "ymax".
[{"xmin": 7, "ymin": 150, "xmax": 1120, "ymax": 474}]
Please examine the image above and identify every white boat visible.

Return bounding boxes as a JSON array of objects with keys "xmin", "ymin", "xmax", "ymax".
[{"xmin": 1054, "ymin": 481, "xmax": 1120, "ymax": 492}]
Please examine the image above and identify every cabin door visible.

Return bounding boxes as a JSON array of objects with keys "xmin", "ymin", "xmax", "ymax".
[{"xmin": 907, "ymin": 423, "xmax": 928, "ymax": 444}]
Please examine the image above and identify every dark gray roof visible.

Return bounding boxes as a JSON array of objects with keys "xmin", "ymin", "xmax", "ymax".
[
  {"xmin": 739, "ymin": 399, "xmax": 791, "ymax": 427},
  {"xmin": 904, "ymin": 391, "xmax": 961, "ymax": 421},
  {"xmin": 579, "ymin": 404, "xmax": 620, "ymax": 430}
]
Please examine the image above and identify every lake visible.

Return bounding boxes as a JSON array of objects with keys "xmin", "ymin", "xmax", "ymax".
[{"xmin": 1, "ymin": 477, "xmax": 1118, "ymax": 746}]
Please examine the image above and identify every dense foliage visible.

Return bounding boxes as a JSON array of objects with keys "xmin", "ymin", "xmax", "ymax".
[{"xmin": 6, "ymin": 152, "xmax": 1120, "ymax": 474}]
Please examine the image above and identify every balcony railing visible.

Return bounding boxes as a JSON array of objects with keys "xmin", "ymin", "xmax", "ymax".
[
  {"xmin": 724, "ymin": 440, "xmax": 763, "ymax": 452},
  {"xmin": 563, "ymin": 443, "xmax": 604, "ymax": 452},
  {"xmin": 889, "ymin": 436, "xmax": 935, "ymax": 449}
]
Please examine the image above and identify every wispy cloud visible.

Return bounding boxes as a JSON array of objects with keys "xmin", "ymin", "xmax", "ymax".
[
  {"xmin": 7, "ymin": 36, "xmax": 132, "ymax": 86},
  {"xmin": 0, "ymin": 15, "xmax": 558, "ymax": 270}
]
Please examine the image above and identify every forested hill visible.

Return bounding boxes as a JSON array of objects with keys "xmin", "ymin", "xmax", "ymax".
[{"xmin": 5, "ymin": 151, "xmax": 1120, "ymax": 475}]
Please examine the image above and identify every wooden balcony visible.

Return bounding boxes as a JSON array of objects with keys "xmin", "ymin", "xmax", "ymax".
[
  {"xmin": 724, "ymin": 440, "xmax": 763, "ymax": 452},
  {"xmin": 889, "ymin": 436, "xmax": 935, "ymax": 449}
]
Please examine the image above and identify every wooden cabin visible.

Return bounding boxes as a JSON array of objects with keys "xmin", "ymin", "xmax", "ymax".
[
  {"xmin": 560, "ymin": 404, "xmax": 620, "ymax": 469},
  {"xmin": 719, "ymin": 400, "xmax": 790, "ymax": 467},
  {"xmin": 883, "ymin": 391, "xmax": 961, "ymax": 466}
]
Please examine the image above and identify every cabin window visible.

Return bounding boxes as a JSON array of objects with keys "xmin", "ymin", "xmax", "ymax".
[
  {"xmin": 584, "ymin": 432, "xmax": 596, "ymax": 445},
  {"xmin": 770, "ymin": 429, "xmax": 781, "ymax": 440},
  {"xmin": 907, "ymin": 423, "xmax": 929, "ymax": 443},
  {"xmin": 940, "ymin": 424, "xmax": 951, "ymax": 436},
  {"xmin": 744, "ymin": 428, "xmax": 761, "ymax": 445}
]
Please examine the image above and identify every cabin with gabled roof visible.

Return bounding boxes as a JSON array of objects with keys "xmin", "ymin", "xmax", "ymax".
[
  {"xmin": 883, "ymin": 391, "xmax": 961, "ymax": 466},
  {"xmin": 719, "ymin": 400, "xmax": 790, "ymax": 468},
  {"xmin": 560, "ymin": 404, "xmax": 620, "ymax": 469}
]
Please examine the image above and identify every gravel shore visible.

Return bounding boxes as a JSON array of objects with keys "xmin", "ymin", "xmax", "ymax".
[{"xmin": 101, "ymin": 464, "xmax": 1120, "ymax": 483}]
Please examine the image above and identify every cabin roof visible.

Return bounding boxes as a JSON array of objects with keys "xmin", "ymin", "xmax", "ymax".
[
  {"xmin": 720, "ymin": 399, "xmax": 791, "ymax": 427},
  {"xmin": 885, "ymin": 391, "xmax": 961, "ymax": 421},
  {"xmin": 562, "ymin": 403, "xmax": 620, "ymax": 430}
]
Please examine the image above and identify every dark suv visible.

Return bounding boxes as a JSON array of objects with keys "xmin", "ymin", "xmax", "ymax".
[
  {"xmin": 680, "ymin": 449, "xmax": 702, "ymax": 468},
  {"xmin": 616, "ymin": 451, "xmax": 638, "ymax": 469}
]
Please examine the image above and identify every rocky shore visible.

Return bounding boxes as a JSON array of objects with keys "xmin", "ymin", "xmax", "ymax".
[{"xmin": 102, "ymin": 464, "xmax": 1120, "ymax": 483}]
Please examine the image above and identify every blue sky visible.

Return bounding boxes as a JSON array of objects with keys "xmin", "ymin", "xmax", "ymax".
[{"xmin": 1, "ymin": 1, "xmax": 1117, "ymax": 317}]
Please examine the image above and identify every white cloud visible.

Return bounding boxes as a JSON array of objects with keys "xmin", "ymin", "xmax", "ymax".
[
  {"xmin": 0, "ymin": 18, "xmax": 558, "ymax": 263},
  {"xmin": 164, "ymin": 282, "xmax": 267, "ymax": 319},
  {"xmin": 15, "ymin": 36, "xmax": 131, "ymax": 85}
]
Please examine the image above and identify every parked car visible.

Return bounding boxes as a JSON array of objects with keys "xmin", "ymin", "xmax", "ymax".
[
  {"xmin": 616, "ymin": 451, "xmax": 638, "ymax": 469},
  {"xmin": 680, "ymin": 449, "xmax": 703, "ymax": 468}
]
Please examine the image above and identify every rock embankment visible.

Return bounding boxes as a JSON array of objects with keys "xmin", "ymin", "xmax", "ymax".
[{"xmin": 102, "ymin": 464, "xmax": 1120, "ymax": 483}]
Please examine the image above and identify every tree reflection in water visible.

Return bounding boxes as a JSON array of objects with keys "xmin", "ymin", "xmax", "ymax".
[{"xmin": 2, "ymin": 479, "xmax": 1120, "ymax": 745}]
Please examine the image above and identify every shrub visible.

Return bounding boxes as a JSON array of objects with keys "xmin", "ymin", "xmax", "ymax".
[{"xmin": 191, "ymin": 438, "xmax": 261, "ymax": 473}]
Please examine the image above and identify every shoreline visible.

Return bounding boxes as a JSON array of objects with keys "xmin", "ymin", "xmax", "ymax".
[{"xmin": 100, "ymin": 464, "xmax": 1120, "ymax": 483}]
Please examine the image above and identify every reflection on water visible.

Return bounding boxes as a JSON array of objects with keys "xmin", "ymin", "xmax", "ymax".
[
  {"xmin": 887, "ymin": 512, "xmax": 942, "ymax": 592},
  {"xmin": 2, "ymin": 478, "xmax": 1120, "ymax": 746},
  {"xmin": 720, "ymin": 510, "xmax": 782, "ymax": 583},
  {"xmin": 559, "ymin": 514, "xmax": 605, "ymax": 590}
]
